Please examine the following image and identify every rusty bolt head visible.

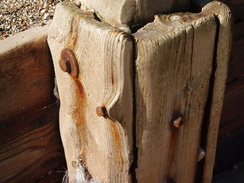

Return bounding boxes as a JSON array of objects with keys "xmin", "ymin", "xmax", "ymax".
[
  {"xmin": 173, "ymin": 117, "xmax": 183, "ymax": 128},
  {"xmin": 170, "ymin": 113, "xmax": 184, "ymax": 129},
  {"xmin": 96, "ymin": 106, "xmax": 108, "ymax": 118},
  {"xmin": 59, "ymin": 48, "xmax": 79, "ymax": 78}
]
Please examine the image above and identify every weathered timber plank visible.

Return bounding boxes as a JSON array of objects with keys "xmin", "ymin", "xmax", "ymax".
[
  {"xmin": 133, "ymin": 2, "xmax": 231, "ymax": 183},
  {"xmin": 201, "ymin": 3, "xmax": 232, "ymax": 182},
  {"xmin": 0, "ymin": 103, "xmax": 66, "ymax": 183},
  {"xmin": 75, "ymin": 0, "xmax": 190, "ymax": 27},
  {"xmin": 219, "ymin": 0, "xmax": 244, "ymax": 23},
  {"xmin": 48, "ymin": 2, "xmax": 133, "ymax": 182},
  {"xmin": 0, "ymin": 24, "xmax": 56, "ymax": 124}
]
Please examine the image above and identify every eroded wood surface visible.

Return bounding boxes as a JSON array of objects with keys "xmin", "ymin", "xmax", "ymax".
[
  {"xmin": 212, "ymin": 0, "xmax": 244, "ymax": 176},
  {"xmin": 201, "ymin": 3, "xmax": 232, "ymax": 182},
  {"xmin": 133, "ymin": 2, "xmax": 231, "ymax": 183},
  {"xmin": 0, "ymin": 104, "xmax": 65, "ymax": 183},
  {"xmin": 48, "ymin": 2, "xmax": 133, "ymax": 182}
]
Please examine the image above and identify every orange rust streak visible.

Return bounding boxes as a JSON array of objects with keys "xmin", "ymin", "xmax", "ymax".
[
  {"xmin": 166, "ymin": 130, "xmax": 178, "ymax": 182},
  {"xmin": 109, "ymin": 120, "xmax": 125, "ymax": 171},
  {"xmin": 73, "ymin": 77, "xmax": 87, "ymax": 162},
  {"xmin": 110, "ymin": 122, "xmax": 121, "ymax": 148},
  {"xmin": 74, "ymin": 78, "xmax": 85, "ymax": 99}
]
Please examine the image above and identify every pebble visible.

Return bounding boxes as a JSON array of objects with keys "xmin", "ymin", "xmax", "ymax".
[{"xmin": 0, "ymin": 0, "xmax": 74, "ymax": 40}]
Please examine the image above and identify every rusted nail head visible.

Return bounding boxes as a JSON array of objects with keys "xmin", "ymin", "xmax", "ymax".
[
  {"xmin": 171, "ymin": 113, "xmax": 184, "ymax": 129},
  {"xmin": 59, "ymin": 57, "xmax": 71, "ymax": 73},
  {"xmin": 173, "ymin": 117, "xmax": 183, "ymax": 128},
  {"xmin": 96, "ymin": 106, "xmax": 108, "ymax": 118},
  {"xmin": 59, "ymin": 48, "xmax": 79, "ymax": 78}
]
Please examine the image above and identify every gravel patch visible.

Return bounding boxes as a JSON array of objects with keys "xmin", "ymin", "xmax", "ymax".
[{"xmin": 0, "ymin": 0, "xmax": 74, "ymax": 40}]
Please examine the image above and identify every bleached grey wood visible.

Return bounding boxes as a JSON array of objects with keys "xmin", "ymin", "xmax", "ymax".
[
  {"xmin": 48, "ymin": 1, "xmax": 231, "ymax": 183},
  {"xmin": 132, "ymin": 2, "xmax": 231, "ymax": 182},
  {"xmin": 201, "ymin": 2, "xmax": 232, "ymax": 183},
  {"xmin": 75, "ymin": 0, "xmax": 190, "ymax": 27},
  {"xmin": 48, "ymin": 2, "xmax": 133, "ymax": 182}
]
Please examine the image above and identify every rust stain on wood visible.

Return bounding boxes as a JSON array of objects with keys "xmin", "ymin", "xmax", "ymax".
[
  {"xmin": 167, "ymin": 125, "xmax": 180, "ymax": 182},
  {"xmin": 73, "ymin": 77, "xmax": 88, "ymax": 164},
  {"xmin": 110, "ymin": 62, "xmax": 115, "ymax": 86},
  {"xmin": 109, "ymin": 120, "xmax": 124, "ymax": 172}
]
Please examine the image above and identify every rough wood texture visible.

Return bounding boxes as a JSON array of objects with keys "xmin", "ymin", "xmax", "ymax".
[
  {"xmin": 201, "ymin": 3, "xmax": 232, "ymax": 182},
  {"xmin": 0, "ymin": 24, "xmax": 56, "ymax": 124},
  {"xmin": 48, "ymin": 2, "xmax": 133, "ymax": 182},
  {"xmin": 133, "ymin": 2, "xmax": 231, "ymax": 183},
  {"xmin": 75, "ymin": 0, "xmax": 190, "ymax": 27},
  {"xmin": 0, "ymin": 25, "xmax": 66, "ymax": 182},
  {"xmin": 0, "ymin": 104, "xmax": 65, "ymax": 183},
  {"xmin": 212, "ymin": 0, "xmax": 244, "ymax": 177}
]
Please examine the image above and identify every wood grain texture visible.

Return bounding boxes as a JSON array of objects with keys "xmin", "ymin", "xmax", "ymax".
[
  {"xmin": 213, "ymin": 0, "xmax": 244, "ymax": 176},
  {"xmin": 201, "ymin": 3, "xmax": 232, "ymax": 182},
  {"xmin": 48, "ymin": 2, "xmax": 133, "ymax": 182},
  {"xmin": 0, "ymin": 24, "xmax": 56, "ymax": 124},
  {"xmin": 75, "ymin": 0, "xmax": 190, "ymax": 27},
  {"xmin": 133, "ymin": 2, "xmax": 231, "ymax": 183},
  {"xmin": 0, "ymin": 24, "xmax": 66, "ymax": 182},
  {"xmin": 0, "ymin": 103, "xmax": 66, "ymax": 183}
]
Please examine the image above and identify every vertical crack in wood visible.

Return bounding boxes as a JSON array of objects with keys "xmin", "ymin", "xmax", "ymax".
[
  {"xmin": 201, "ymin": 3, "xmax": 232, "ymax": 183},
  {"xmin": 195, "ymin": 15, "xmax": 220, "ymax": 183},
  {"xmin": 129, "ymin": 35, "xmax": 138, "ymax": 183},
  {"xmin": 48, "ymin": 2, "xmax": 231, "ymax": 182}
]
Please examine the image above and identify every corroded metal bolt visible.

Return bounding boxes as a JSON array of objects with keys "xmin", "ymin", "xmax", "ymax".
[
  {"xmin": 170, "ymin": 113, "xmax": 184, "ymax": 129},
  {"xmin": 59, "ymin": 48, "xmax": 79, "ymax": 78},
  {"xmin": 96, "ymin": 106, "xmax": 108, "ymax": 118},
  {"xmin": 173, "ymin": 117, "xmax": 183, "ymax": 128}
]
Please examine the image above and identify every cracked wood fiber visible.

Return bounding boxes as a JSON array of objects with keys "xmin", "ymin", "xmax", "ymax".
[
  {"xmin": 48, "ymin": 2, "xmax": 133, "ymax": 182},
  {"xmin": 48, "ymin": 1, "xmax": 231, "ymax": 183},
  {"xmin": 133, "ymin": 2, "xmax": 231, "ymax": 183}
]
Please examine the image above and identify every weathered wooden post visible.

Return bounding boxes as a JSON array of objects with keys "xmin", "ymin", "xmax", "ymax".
[{"xmin": 48, "ymin": 0, "xmax": 231, "ymax": 182}]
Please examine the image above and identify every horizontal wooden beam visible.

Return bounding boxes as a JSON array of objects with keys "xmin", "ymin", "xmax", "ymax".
[
  {"xmin": 0, "ymin": 24, "xmax": 56, "ymax": 123},
  {"xmin": 75, "ymin": 0, "xmax": 190, "ymax": 27}
]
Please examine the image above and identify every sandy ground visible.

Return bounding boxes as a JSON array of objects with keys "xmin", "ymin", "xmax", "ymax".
[{"xmin": 0, "ymin": 0, "xmax": 73, "ymax": 40}]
